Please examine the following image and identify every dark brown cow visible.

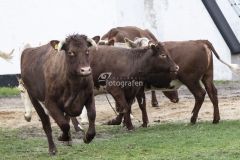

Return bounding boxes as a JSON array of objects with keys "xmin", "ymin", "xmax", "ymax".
[
  {"xmin": 21, "ymin": 34, "xmax": 97, "ymax": 155},
  {"xmin": 90, "ymin": 42, "xmax": 178, "ymax": 130},
  {"xmin": 100, "ymin": 26, "xmax": 177, "ymax": 106},
  {"xmin": 127, "ymin": 38, "xmax": 240, "ymax": 126},
  {"xmin": 68, "ymin": 41, "xmax": 179, "ymax": 131}
]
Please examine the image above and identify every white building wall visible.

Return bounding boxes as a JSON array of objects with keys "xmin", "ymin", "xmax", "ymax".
[
  {"xmin": 0, "ymin": 0, "xmax": 118, "ymax": 75},
  {"xmin": 0, "ymin": 0, "xmax": 239, "ymax": 80}
]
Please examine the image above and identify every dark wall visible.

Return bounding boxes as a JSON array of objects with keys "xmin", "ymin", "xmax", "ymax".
[
  {"xmin": 202, "ymin": 0, "xmax": 240, "ymax": 54},
  {"xmin": 0, "ymin": 74, "xmax": 21, "ymax": 87}
]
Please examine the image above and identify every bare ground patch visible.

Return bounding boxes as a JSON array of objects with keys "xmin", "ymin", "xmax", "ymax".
[{"xmin": 0, "ymin": 82, "xmax": 240, "ymax": 130}]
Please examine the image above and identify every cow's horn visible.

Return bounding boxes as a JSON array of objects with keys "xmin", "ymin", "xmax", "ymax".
[
  {"xmin": 57, "ymin": 39, "xmax": 66, "ymax": 52},
  {"xmin": 87, "ymin": 38, "xmax": 98, "ymax": 50}
]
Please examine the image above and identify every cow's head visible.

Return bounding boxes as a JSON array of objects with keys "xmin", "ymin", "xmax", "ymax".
[
  {"xmin": 142, "ymin": 41, "xmax": 179, "ymax": 74},
  {"xmin": 163, "ymin": 91, "xmax": 179, "ymax": 103},
  {"xmin": 50, "ymin": 34, "xmax": 97, "ymax": 77},
  {"xmin": 124, "ymin": 37, "xmax": 150, "ymax": 48}
]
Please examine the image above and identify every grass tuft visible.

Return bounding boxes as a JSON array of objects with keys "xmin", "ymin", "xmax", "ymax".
[{"xmin": 0, "ymin": 87, "xmax": 20, "ymax": 97}]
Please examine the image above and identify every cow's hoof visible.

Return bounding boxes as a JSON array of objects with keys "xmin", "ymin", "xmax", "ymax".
[
  {"xmin": 127, "ymin": 128, "xmax": 135, "ymax": 132},
  {"xmin": 151, "ymin": 102, "xmax": 159, "ymax": 107},
  {"xmin": 24, "ymin": 116, "xmax": 31, "ymax": 122},
  {"xmin": 107, "ymin": 119, "xmax": 121, "ymax": 125},
  {"xmin": 63, "ymin": 140, "xmax": 73, "ymax": 146},
  {"xmin": 212, "ymin": 119, "xmax": 220, "ymax": 124},
  {"xmin": 57, "ymin": 134, "xmax": 71, "ymax": 142},
  {"xmin": 141, "ymin": 124, "xmax": 148, "ymax": 128},
  {"xmin": 83, "ymin": 135, "xmax": 92, "ymax": 144},
  {"xmin": 49, "ymin": 150, "xmax": 58, "ymax": 156},
  {"xmin": 190, "ymin": 117, "xmax": 197, "ymax": 124},
  {"xmin": 107, "ymin": 120, "xmax": 114, "ymax": 125}
]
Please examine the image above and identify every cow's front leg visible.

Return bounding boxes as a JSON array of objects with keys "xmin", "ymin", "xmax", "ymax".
[
  {"xmin": 107, "ymin": 87, "xmax": 134, "ymax": 130},
  {"xmin": 83, "ymin": 92, "xmax": 96, "ymax": 143},
  {"xmin": 45, "ymin": 100, "xmax": 72, "ymax": 146}
]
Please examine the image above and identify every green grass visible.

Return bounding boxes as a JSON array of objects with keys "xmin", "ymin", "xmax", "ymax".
[
  {"xmin": 0, "ymin": 87, "xmax": 20, "ymax": 97},
  {"xmin": 213, "ymin": 80, "xmax": 239, "ymax": 85},
  {"xmin": 1, "ymin": 120, "xmax": 240, "ymax": 159}
]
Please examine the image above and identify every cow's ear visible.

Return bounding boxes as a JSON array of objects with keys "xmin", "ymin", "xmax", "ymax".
[
  {"xmin": 92, "ymin": 36, "xmax": 100, "ymax": 44},
  {"xmin": 149, "ymin": 42, "xmax": 157, "ymax": 55},
  {"xmin": 50, "ymin": 40, "xmax": 66, "ymax": 51},
  {"xmin": 124, "ymin": 37, "xmax": 134, "ymax": 48},
  {"xmin": 107, "ymin": 39, "xmax": 114, "ymax": 46}
]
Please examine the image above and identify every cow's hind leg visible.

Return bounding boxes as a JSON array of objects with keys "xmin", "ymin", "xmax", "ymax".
[
  {"xmin": 28, "ymin": 95, "xmax": 57, "ymax": 155},
  {"xmin": 136, "ymin": 87, "xmax": 148, "ymax": 127},
  {"xmin": 201, "ymin": 76, "xmax": 220, "ymax": 124},
  {"xmin": 151, "ymin": 91, "xmax": 159, "ymax": 107},
  {"xmin": 71, "ymin": 117, "xmax": 85, "ymax": 133},
  {"xmin": 107, "ymin": 88, "xmax": 134, "ymax": 130}
]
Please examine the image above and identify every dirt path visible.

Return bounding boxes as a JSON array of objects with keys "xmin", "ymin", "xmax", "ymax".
[{"xmin": 0, "ymin": 82, "xmax": 240, "ymax": 129}]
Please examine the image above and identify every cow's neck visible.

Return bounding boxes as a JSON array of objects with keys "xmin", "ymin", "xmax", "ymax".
[{"xmin": 124, "ymin": 50, "xmax": 152, "ymax": 79}]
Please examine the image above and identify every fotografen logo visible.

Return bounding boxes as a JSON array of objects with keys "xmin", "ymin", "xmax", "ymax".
[
  {"xmin": 98, "ymin": 72, "xmax": 112, "ymax": 82},
  {"xmin": 98, "ymin": 72, "xmax": 143, "ymax": 88}
]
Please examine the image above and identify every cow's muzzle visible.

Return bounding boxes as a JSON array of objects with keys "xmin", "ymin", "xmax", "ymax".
[
  {"xmin": 171, "ymin": 98, "xmax": 179, "ymax": 103},
  {"xmin": 79, "ymin": 67, "xmax": 91, "ymax": 76},
  {"xmin": 171, "ymin": 65, "xmax": 179, "ymax": 74}
]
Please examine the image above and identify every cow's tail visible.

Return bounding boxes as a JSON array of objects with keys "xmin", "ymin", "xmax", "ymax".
[
  {"xmin": 204, "ymin": 40, "xmax": 240, "ymax": 76},
  {"xmin": 0, "ymin": 49, "xmax": 14, "ymax": 62}
]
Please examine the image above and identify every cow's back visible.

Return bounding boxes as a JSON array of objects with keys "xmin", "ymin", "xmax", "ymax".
[
  {"xmin": 163, "ymin": 40, "xmax": 212, "ymax": 78},
  {"xmin": 89, "ymin": 45, "xmax": 130, "ymax": 76},
  {"xmin": 102, "ymin": 26, "xmax": 158, "ymax": 42}
]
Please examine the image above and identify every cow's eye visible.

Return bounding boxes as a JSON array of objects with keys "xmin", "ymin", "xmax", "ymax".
[
  {"xmin": 86, "ymin": 49, "xmax": 89, "ymax": 55},
  {"xmin": 68, "ymin": 51, "xmax": 75, "ymax": 57},
  {"xmin": 160, "ymin": 54, "xmax": 166, "ymax": 58}
]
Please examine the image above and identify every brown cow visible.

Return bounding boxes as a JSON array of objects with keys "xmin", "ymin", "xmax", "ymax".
[
  {"xmin": 101, "ymin": 26, "xmax": 158, "ymax": 43},
  {"xmin": 127, "ymin": 38, "xmax": 240, "ymax": 126},
  {"xmin": 100, "ymin": 26, "xmax": 177, "ymax": 106},
  {"xmin": 21, "ymin": 34, "xmax": 97, "ymax": 155}
]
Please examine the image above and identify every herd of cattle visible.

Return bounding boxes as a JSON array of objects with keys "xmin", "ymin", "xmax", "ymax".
[{"xmin": 2, "ymin": 26, "xmax": 240, "ymax": 155}]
